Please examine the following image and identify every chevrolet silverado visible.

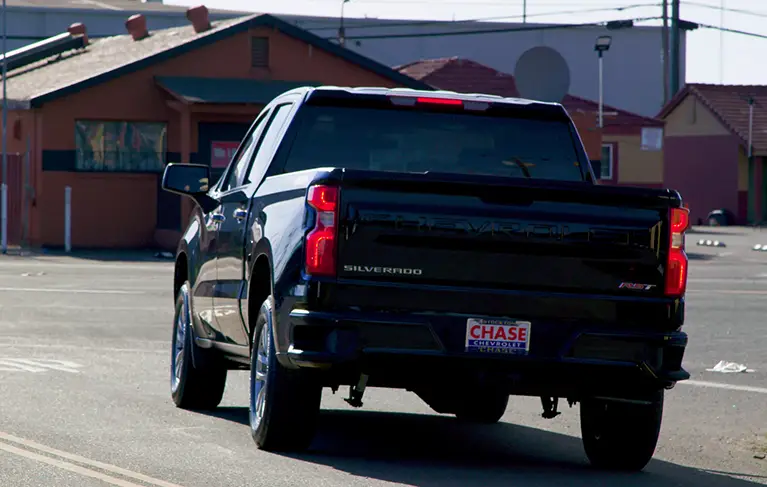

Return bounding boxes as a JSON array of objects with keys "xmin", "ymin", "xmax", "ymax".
[{"xmin": 161, "ymin": 86, "xmax": 690, "ymax": 471}]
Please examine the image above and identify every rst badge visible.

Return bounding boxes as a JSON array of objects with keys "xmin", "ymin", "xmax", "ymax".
[{"xmin": 619, "ymin": 282, "xmax": 656, "ymax": 291}]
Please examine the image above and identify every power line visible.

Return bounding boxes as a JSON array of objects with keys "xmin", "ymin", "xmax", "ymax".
[
  {"xmin": 695, "ymin": 22, "xmax": 767, "ymax": 40},
  {"xmin": 326, "ymin": 16, "xmax": 662, "ymax": 41},
  {"xmin": 683, "ymin": 1, "xmax": 767, "ymax": 18},
  {"xmin": 297, "ymin": 3, "xmax": 660, "ymax": 32},
  {"xmin": 298, "ymin": 3, "xmax": 661, "ymax": 32}
]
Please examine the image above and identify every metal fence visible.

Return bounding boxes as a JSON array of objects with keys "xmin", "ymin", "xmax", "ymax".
[{"xmin": 1, "ymin": 150, "xmax": 32, "ymax": 249}]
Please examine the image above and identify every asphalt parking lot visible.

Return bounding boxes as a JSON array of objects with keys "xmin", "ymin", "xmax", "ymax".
[{"xmin": 0, "ymin": 226, "xmax": 765, "ymax": 486}]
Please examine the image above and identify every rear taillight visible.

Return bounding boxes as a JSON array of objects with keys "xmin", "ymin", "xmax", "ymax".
[
  {"xmin": 665, "ymin": 207, "xmax": 690, "ymax": 297},
  {"xmin": 305, "ymin": 185, "xmax": 339, "ymax": 277}
]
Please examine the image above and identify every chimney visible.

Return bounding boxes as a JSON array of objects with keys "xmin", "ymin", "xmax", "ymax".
[
  {"xmin": 67, "ymin": 22, "xmax": 89, "ymax": 45},
  {"xmin": 186, "ymin": 5, "xmax": 211, "ymax": 33},
  {"xmin": 126, "ymin": 14, "xmax": 149, "ymax": 41}
]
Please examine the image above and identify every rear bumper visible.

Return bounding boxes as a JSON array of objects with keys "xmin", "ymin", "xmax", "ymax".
[{"xmin": 277, "ymin": 307, "xmax": 689, "ymax": 395}]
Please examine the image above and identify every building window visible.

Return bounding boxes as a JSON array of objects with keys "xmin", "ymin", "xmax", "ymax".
[
  {"xmin": 251, "ymin": 36, "xmax": 269, "ymax": 68},
  {"xmin": 600, "ymin": 144, "xmax": 614, "ymax": 180},
  {"xmin": 75, "ymin": 121, "xmax": 167, "ymax": 172}
]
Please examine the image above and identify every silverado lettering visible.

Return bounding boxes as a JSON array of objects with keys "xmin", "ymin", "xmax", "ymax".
[
  {"xmin": 343, "ymin": 265, "xmax": 423, "ymax": 275},
  {"xmin": 349, "ymin": 210, "xmax": 642, "ymax": 245}
]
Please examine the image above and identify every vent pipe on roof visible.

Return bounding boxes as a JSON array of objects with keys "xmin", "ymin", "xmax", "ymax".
[
  {"xmin": 126, "ymin": 14, "xmax": 149, "ymax": 41},
  {"xmin": 186, "ymin": 5, "xmax": 211, "ymax": 34},
  {"xmin": 67, "ymin": 23, "xmax": 88, "ymax": 46}
]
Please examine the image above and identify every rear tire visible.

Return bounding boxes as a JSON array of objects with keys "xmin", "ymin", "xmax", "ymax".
[
  {"xmin": 170, "ymin": 281, "xmax": 227, "ymax": 410},
  {"xmin": 580, "ymin": 390, "xmax": 664, "ymax": 471},
  {"xmin": 249, "ymin": 296, "xmax": 322, "ymax": 452}
]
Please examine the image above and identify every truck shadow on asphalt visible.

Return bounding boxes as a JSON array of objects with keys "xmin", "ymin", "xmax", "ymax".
[
  {"xmin": 301, "ymin": 410, "xmax": 765, "ymax": 487},
  {"xmin": 202, "ymin": 407, "xmax": 764, "ymax": 486}
]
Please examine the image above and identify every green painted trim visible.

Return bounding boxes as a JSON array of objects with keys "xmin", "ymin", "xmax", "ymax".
[
  {"xmin": 42, "ymin": 150, "xmax": 196, "ymax": 172},
  {"xmin": 30, "ymin": 14, "xmax": 431, "ymax": 108}
]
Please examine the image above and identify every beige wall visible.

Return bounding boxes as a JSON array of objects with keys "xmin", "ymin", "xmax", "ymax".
[
  {"xmin": 739, "ymin": 146, "xmax": 749, "ymax": 191},
  {"xmin": 664, "ymin": 96, "xmax": 730, "ymax": 137},
  {"xmin": 604, "ymin": 134, "xmax": 664, "ymax": 184}
]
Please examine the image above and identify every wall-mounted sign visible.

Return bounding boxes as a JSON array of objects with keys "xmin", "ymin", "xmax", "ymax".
[
  {"xmin": 641, "ymin": 127, "xmax": 663, "ymax": 151},
  {"xmin": 211, "ymin": 141, "xmax": 240, "ymax": 168}
]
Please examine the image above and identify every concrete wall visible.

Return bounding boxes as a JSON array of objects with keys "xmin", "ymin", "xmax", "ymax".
[
  {"xmin": 282, "ymin": 15, "xmax": 686, "ymax": 118},
  {"xmin": 30, "ymin": 26, "xmax": 406, "ymax": 249}
]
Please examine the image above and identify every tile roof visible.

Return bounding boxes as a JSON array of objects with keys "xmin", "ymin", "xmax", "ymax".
[
  {"xmin": 397, "ymin": 56, "xmax": 664, "ymax": 129},
  {"xmin": 658, "ymin": 83, "xmax": 767, "ymax": 153},
  {"xmin": 4, "ymin": 13, "xmax": 431, "ymax": 108}
]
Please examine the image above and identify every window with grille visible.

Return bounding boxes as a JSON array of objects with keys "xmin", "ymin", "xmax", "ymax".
[
  {"xmin": 74, "ymin": 121, "xmax": 167, "ymax": 172},
  {"xmin": 251, "ymin": 36, "xmax": 269, "ymax": 68},
  {"xmin": 600, "ymin": 144, "xmax": 614, "ymax": 180}
]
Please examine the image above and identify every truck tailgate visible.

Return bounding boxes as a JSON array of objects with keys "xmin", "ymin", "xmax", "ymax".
[{"xmin": 337, "ymin": 171, "xmax": 677, "ymax": 298}]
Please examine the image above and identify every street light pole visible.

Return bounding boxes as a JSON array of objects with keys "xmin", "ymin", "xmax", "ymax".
[
  {"xmin": 338, "ymin": 0, "xmax": 350, "ymax": 47},
  {"xmin": 598, "ymin": 52, "xmax": 604, "ymax": 128},
  {"xmin": 594, "ymin": 36, "xmax": 612, "ymax": 129}
]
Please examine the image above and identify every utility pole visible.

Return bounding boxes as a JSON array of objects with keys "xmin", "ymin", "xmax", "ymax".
[
  {"xmin": 662, "ymin": 0, "xmax": 669, "ymax": 105},
  {"xmin": 670, "ymin": 0, "xmax": 680, "ymax": 96},
  {"xmin": 2, "ymin": 0, "xmax": 8, "ymax": 254},
  {"xmin": 747, "ymin": 96, "xmax": 755, "ymax": 223},
  {"xmin": 719, "ymin": 0, "xmax": 725, "ymax": 83},
  {"xmin": 523, "ymin": 0, "xmax": 527, "ymax": 23}
]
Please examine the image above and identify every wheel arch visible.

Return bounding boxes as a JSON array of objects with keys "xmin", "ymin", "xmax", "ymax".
[
  {"xmin": 174, "ymin": 251, "xmax": 189, "ymax": 301},
  {"xmin": 247, "ymin": 248, "xmax": 275, "ymax": 347}
]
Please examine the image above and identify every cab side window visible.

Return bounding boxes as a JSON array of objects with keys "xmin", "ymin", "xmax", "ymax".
[
  {"xmin": 220, "ymin": 110, "xmax": 270, "ymax": 192},
  {"xmin": 246, "ymin": 103, "xmax": 295, "ymax": 186}
]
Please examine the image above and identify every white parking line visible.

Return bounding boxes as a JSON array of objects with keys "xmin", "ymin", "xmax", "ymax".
[
  {"xmin": 0, "ymin": 287, "xmax": 145, "ymax": 295},
  {"xmin": 687, "ymin": 289, "xmax": 767, "ymax": 295},
  {"xmin": 0, "ymin": 431, "xmax": 185, "ymax": 487},
  {"xmin": 0, "ymin": 343, "xmax": 166, "ymax": 354},
  {"xmin": 681, "ymin": 379, "xmax": 767, "ymax": 394},
  {"xmin": 0, "ymin": 441, "xmax": 147, "ymax": 487},
  {"xmin": 0, "ymin": 262, "xmax": 171, "ymax": 271}
]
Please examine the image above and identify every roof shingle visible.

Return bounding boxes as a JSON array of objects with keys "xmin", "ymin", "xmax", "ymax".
[
  {"xmin": 397, "ymin": 56, "xmax": 663, "ymax": 129},
  {"xmin": 659, "ymin": 83, "xmax": 767, "ymax": 153},
  {"xmin": 5, "ymin": 15, "xmax": 248, "ymax": 105}
]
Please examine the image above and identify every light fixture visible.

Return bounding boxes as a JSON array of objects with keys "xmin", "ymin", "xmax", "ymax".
[{"xmin": 594, "ymin": 35, "xmax": 612, "ymax": 53}]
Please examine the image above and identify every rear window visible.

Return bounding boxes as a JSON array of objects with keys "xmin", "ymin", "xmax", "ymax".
[{"xmin": 281, "ymin": 105, "xmax": 586, "ymax": 181}]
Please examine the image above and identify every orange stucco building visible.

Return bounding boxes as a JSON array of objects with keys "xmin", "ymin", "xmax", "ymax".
[{"xmin": 2, "ymin": 9, "xmax": 430, "ymax": 249}]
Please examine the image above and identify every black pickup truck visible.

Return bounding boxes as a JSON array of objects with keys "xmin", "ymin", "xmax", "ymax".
[{"xmin": 162, "ymin": 86, "xmax": 690, "ymax": 471}]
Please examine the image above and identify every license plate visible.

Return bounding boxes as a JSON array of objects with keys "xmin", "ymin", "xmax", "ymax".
[{"xmin": 465, "ymin": 318, "xmax": 530, "ymax": 355}]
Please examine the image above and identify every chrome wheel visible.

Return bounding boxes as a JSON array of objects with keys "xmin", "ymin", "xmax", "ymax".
[
  {"xmin": 250, "ymin": 325, "xmax": 270, "ymax": 432},
  {"xmin": 171, "ymin": 296, "xmax": 187, "ymax": 393}
]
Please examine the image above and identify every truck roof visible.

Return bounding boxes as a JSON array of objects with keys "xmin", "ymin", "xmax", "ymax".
[{"xmin": 279, "ymin": 85, "xmax": 566, "ymax": 112}]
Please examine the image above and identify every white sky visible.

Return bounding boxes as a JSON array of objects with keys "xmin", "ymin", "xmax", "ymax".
[{"xmin": 164, "ymin": 0, "xmax": 767, "ymax": 85}]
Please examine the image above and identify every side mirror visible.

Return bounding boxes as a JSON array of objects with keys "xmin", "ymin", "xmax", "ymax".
[
  {"xmin": 162, "ymin": 163, "xmax": 210, "ymax": 195},
  {"xmin": 162, "ymin": 163, "xmax": 218, "ymax": 212}
]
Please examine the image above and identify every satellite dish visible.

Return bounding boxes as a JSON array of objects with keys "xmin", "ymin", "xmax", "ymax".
[{"xmin": 514, "ymin": 46, "xmax": 571, "ymax": 103}]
